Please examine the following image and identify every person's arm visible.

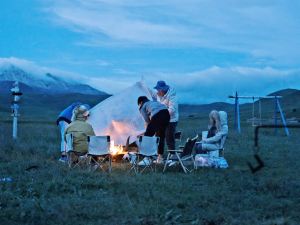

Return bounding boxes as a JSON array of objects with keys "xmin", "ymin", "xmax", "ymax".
[
  {"xmin": 147, "ymin": 88, "xmax": 157, "ymax": 101},
  {"xmin": 87, "ymin": 125, "xmax": 95, "ymax": 136},
  {"xmin": 167, "ymin": 94, "xmax": 178, "ymax": 118},
  {"xmin": 202, "ymin": 131, "xmax": 222, "ymax": 144}
]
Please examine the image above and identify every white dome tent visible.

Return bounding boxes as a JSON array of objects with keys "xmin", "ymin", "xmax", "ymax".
[{"xmin": 88, "ymin": 81, "xmax": 152, "ymax": 145}]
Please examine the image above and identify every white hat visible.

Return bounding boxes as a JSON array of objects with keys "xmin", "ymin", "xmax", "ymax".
[{"xmin": 71, "ymin": 105, "xmax": 90, "ymax": 121}]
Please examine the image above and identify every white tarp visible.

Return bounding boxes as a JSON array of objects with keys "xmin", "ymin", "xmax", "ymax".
[{"xmin": 88, "ymin": 81, "xmax": 152, "ymax": 145}]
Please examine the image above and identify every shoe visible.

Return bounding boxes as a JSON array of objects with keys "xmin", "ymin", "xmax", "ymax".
[
  {"xmin": 122, "ymin": 153, "xmax": 130, "ymax": 160},
  {"xmin": 166, "ymin": 159, "xmax": 173, "ymax": 165},
  {"xmin": 58, "ymin": 155, "xmax": 68, "ymax": 163},
  {"xmin": 138, "ymin": 157, "xmax": 151, "ymax": 166}
]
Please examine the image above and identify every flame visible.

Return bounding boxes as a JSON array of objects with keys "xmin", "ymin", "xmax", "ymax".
[{"xmin": 110, "ymin": 140, "xmax": 124, "ymax": 155}]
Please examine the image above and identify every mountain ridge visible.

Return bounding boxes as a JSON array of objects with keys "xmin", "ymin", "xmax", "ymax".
[{"xmin": 0, "ymin": 64, "xmax": 108, "ymax": 95}]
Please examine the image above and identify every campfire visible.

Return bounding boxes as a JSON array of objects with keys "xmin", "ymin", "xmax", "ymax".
[{"xmin": 110, "ymin": 140, "xmax": 125, "ymax": 156}]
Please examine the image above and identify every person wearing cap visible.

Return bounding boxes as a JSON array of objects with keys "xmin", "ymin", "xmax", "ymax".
[
  {"xmin": 56, "ymin": 102, "xmax": 83, "ymax": 162},
  {"xmin": 137, "ymin": 96, "xmax": 170, "ymax": 165},
  {"xmin": 153, "ymin": 81, "xmax": 179, "ymax": 153},
  {"xmin": 63, "ymin": 105, "xmax": 95, "ymax": 165}
]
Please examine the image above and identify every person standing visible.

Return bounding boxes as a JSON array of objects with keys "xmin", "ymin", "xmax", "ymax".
[
  {"xmin": 138, "ymin": 96, "xmax": 170, "ymax": 164},
  {"xmin": 153, "ymin": 81, "xmax": 179, "ymax": 152},
  {"xmin": 56, "ymin": 102, "xmax": 89, "ymax": 162}
]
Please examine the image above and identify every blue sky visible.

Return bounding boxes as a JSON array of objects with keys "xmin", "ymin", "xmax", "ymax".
[{"xmin": 1, "ymin": 0, "xmax": 300, "ymax": 103}]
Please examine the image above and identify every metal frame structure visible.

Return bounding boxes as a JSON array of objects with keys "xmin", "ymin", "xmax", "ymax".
[{"xmin": 229, "ymin": 92, "xmax": 289, "ymax": 136}]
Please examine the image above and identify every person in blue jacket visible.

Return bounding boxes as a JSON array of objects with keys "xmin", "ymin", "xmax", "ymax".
[{"xmin": 56, "ymin": 102, "xmax": 90, "ymax": 162}]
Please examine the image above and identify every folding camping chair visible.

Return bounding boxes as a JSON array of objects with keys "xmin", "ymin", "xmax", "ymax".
[
  {"xmin": 87, "ymin": 136, "xmax": 112, "ymax": 173},
  {"xmin": 66, "ymin": 133, "xmax": 88, "ymax": 168},
  {"xmin": 163, "ymin": 135, "xmax": 198, "ymax": 174},
  {"xmin": 175, "ymin": 131, "xmax": 182, "ymax": 144},
  {"xmin": 130, "ymin": 136, "xmax": 160, "ymax": 174}
]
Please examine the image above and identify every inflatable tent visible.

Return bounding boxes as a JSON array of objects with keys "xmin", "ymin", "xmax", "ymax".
[{"xmin": 88, "ymin": 81, "xmax": 152, "ymax": 145}]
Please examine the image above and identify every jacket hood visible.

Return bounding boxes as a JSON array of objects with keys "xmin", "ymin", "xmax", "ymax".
[{"xmin": 219, "ymin": 111, "xmax": 228, "ymax": 126}]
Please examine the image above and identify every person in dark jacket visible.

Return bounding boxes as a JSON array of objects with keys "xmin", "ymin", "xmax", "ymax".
[
  {"xmin": 138, "ymin": 96, "xmax": 170, "ymax": 164},
  {"xmin": 56, "ymin": 102, "xmax": 90, "ymax": 162}
]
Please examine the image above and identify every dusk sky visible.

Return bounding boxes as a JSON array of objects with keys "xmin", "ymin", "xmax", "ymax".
[{"xmin": 1, "ymin": 0, "xmax": 300, "ymax": 103}]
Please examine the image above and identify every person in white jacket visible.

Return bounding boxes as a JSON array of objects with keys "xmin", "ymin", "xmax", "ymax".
[
  {"xmin": 195, "ymin": 110, "xmax": 228, "ymax": 157},
  {"xmin": 153, "ymin": 81, "xmax": 179, "ymax": 152}
]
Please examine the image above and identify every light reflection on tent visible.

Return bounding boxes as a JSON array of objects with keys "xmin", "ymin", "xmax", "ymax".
[{"xmin": 88, "ymin": 81, "xmax": 151, "ymax": 145}]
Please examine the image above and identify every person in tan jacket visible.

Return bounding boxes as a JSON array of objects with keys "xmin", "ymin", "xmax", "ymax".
[{"xmin": 64, "ymin": 105, "xmax": 95, "ymax": 164}]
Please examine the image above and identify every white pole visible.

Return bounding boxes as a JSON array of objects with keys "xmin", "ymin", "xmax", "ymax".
[
  {"xmin": 13, "ymin": 105, "xmax": 18, "ymax": 139},
  {"xmin": 11, "ymin": 81, "xmax": 21, "ymax": 140}
]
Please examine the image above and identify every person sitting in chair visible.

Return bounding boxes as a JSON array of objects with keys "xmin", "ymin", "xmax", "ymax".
[
  {"xmin": 195, "ymin": 110, "xmax": 228, "ymax": 157},
  {"xmin": 64, "ymin": 105, "xmax": 95, "ymax": 166},
  {"xmin": 57, "ymin": 102, "xmax": 82, "ymax": 162}
]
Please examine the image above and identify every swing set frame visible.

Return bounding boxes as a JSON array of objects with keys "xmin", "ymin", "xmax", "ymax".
[{"xmin": 228, "ymin": 92, "xmax": 290, "ymax": 136}]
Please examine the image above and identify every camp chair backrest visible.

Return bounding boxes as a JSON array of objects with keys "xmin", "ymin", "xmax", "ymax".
[
  {"xmin": 137, "ymin": 136, "xmax": 160, "ymax": 156},
  {"xmin": 66, "ymin": 133, "xmax": 73, "ymax": 152},
  {"xmin": 181, "ymin": 135, "xmax": 198, "ymax": 157},
  {"xmin": 88, "ymin": 136, "xmax": 110, "ymax": 156},
  {"xmin": 174, "ymin": 131, "xmax": 182, "ymax": 142}
]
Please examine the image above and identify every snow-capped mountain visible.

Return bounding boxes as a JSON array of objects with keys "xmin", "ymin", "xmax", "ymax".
[{"xmin": 0, "ymin": 64, "xmax": 107, "ymax": 95}]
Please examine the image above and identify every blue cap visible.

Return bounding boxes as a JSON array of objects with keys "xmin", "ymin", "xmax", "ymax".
[{"xmin": 154, "ymin": 80, "xmax": 169, "ymax": 92}]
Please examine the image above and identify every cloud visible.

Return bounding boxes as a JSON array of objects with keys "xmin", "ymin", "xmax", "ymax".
[
  {"xmin": 142, "ymin": 66, "xmax": 300, "ymax": 104},
  {"xmin": 1, "ymin": 57, "xmax": 299, "ymax": 104},
  {"xmin": 0, "ymin": 57, "xmax": 80, "ymax": 83},
  {"xmin": 43, "ymin": 0, "xmax": 300, "ymax": 65}
]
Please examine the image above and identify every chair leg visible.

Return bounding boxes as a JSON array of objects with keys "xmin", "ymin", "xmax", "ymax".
[
  {"xmin": 176, "ymin": 152, "xmax": 188, "ymax": 174},
  {"xmin": 163, "ymin": 153, "xmax": 171, "ymax": 173},
  {"xmin": 108, "ymin": 155, "xmax": 112, "ymax": 173}
]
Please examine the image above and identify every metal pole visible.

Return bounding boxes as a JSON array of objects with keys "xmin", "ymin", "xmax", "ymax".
[
  {"xmin": 11, "ymin": 81, "xmax": 22, "ymax": 140},
  {"xmin": 252, "ymin": 97, "xmax": 255, "ymax": 126},
  {"xmin": 236, "ymin": 92, "xmax": 241, "ymax": 133},
  {"xmin": 274, "ymin": 96, "xmax": 278, "ymax": 135},
  {"xmin": 259, "ymin": 98, "xmax": 262, "ymax": 125},
  {"xmin": 12, "ymin": 104, "xmax": 18, "ymax": 139},
  {"xmin": 276, "ymin": 98, "xmax": 290, "ymax": 136}
]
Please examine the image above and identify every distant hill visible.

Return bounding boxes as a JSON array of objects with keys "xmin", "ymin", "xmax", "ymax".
[
  {"xmin": 228, "ymin": 88, "xmax": 300, "ymax": 121},
  {"xmin": 179, "ymin": 88, "xmax": 300, "ymax": 121},
  {"xmin": 0, "ymin": 64, "xmax": 111, "ymax": 121},
  {"xmin": 0, "ymin": 91, "xmax": 110, "ymax": 121},
  {"xmin": 179, "ymin": 102, "xmax": 233, "ymax": 118}
]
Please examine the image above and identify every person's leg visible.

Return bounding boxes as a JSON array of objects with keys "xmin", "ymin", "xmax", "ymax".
[
  {"xmin": 195, "ymin": 143, "xmax": 207, "ymax": 154},
  {"xmin": 58, "ymin": 121, "xmax": 68, "ymax": 161},
  {"xmin": 144, "ymin": 119, "xmax": 157, "ymax": 137},
  {"xmin": 154, "ymin": 110, "xmax": 170, "ymax": 156},
  {"xmin": 165, "ymin": 122, "xmax": 177, "ymax": 150},
  {"xmin": 145, "ymin": 117, "xmax": 164, "ymax": 154}
]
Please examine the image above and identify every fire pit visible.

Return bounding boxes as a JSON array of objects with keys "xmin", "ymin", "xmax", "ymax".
[{"xmin": 110, "ymin": 140, "xmax": 138, "ymax": 162}]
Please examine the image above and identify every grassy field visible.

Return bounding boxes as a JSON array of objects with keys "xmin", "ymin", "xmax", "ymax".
[{"xmin": 1, "ymin": 113, "xmax": 300, "ymax": 225}]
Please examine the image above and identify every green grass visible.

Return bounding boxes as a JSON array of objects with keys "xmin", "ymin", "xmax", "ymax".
[{"xmin": 1, "ymin": 115, "xmax": 300, "ymax": 225}]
